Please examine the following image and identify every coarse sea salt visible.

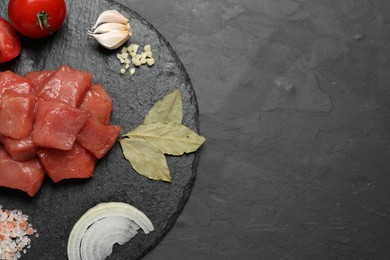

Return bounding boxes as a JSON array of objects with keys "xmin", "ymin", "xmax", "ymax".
[{"xmin": 0, "ymin": 206, "xmax": 37, "ymax": 260}]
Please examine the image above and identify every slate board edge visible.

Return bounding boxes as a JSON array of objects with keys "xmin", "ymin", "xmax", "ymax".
[{"xmin": 107, "ymin": 1, "xmax": 202, "ymax": 258}]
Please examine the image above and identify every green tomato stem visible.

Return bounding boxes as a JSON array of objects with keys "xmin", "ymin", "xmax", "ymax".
[{"xmin": 35, "ymin": 11, "xmax": 50, "ymax": 30}]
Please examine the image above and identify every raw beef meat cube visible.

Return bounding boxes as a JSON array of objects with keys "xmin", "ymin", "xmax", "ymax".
[
  {"xmin": 24, "ymin": 70, "xmax": 54, "ymax": 92},
  {"xmin": 0, "ymin": 91, "xmax": 36, "ymax": 139},
  {"xmin": 0, "ymin": 133, "xmax": 37, "ymax": 161},
  {"xmin": 0, "ymin": 147, "xmax": 45, "ymax": 197},
  {"xmin": 33, "ymin": 100, "xmax": 90, "ymax": 150},
  {"xmin": 80, "ymin": 84, "xmax": 113, "ymax": 125},
  {"xmin": 37, "ymin": 64, "xmax": 92, "ymax": 107},
  {"xmin": 0, "ymin": 71, "xmax": 32, "ymax": 96},
  {"xmin": 37, "ymin": 142, "xmax": 97, "ymax": 183},
  {"xmin": 77, "ymin": 118, "xmax": 121, "ymax": 159}
]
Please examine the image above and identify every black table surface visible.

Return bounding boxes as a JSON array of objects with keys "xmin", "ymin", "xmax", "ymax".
[
  {"xmin": 5, "ymin": 0, "xmax": 387, "ymax": 259},
  {"xmin": 121, "ymin": 1, "xmax": 390, "ymax": 259}
]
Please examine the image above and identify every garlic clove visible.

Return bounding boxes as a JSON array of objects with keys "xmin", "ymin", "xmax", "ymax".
[
  {"xmin": 90, "ymin": 30, "xmax": 130, "ymax": 50},
  {"xmin": 91, "ymin": 10, "xmax": 129, "ymax": 30},
  {"xmin": 89, "ymin": 10, "xmax": 132, "ymax": 50},
  {"xmin": 89, "ymin": 22, "xmax": 130, "ymax": 34}
]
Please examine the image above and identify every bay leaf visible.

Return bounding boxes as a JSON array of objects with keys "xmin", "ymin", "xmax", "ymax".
[
  {"xmin": 124, "ymin": 122, "xmax": 206, "ymax": 155},
  {"xmin": 119, "ymin": 137, "xmax": 171, "ymax": 182},
  {"xmin": 143, "ymin": 89, "xmax": 183, "ymax": 124}
]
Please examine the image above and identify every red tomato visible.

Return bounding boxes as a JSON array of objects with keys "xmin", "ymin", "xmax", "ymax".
[
  {"xmin": 8, "ymin": 0, "xmax": 66, "ymax": 38},
  {"xmin": 0, "ymin": 18, "xmax": 21, "ymax": 63}
]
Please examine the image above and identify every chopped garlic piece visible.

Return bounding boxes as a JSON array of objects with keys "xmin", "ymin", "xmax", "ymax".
[
  {"xmin": 146, "ymin": 58, "xmax": 155, "ymax": 66},
  {"xmin": 117, "ymin": 43, "xmax": 154, "ymax": 76},
  {"xmin": 144, "ymin": 44, "xmax": 151, "ymax": 52},
  {"xmin": 132, "ymin": 59, "xmax": 141, "ymax": 67},
  {"xmin": 144, "ymin": 51, "xmax": 153, "ymax": 58},
  {"xmin": 121, "ymin": 52, "xmax": 129, "ymax": 59},
  {"xmin": 127, "ymin": 44, "xmax": 139, "ymax": 53}
]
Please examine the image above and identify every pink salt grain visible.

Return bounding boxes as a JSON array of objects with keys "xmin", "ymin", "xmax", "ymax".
[{"xmin": 0, "ymin": 206, "xmax": 37, "ymax": 260}]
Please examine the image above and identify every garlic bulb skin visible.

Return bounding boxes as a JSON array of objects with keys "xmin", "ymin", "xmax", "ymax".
[
  {"xmin": 91, "ymin": 10, "xmax": 129, "ymax": 30},
  {"xmin": 89, "ymin": 10, "xmax": 131, "ymax": 50},
  {"xmin": 89, "ymin": 30, "xmax": 131, "ymax": 50},
  {"xmin": 90, "ymin": 22, "xmax": 129, "ymax": 34}
]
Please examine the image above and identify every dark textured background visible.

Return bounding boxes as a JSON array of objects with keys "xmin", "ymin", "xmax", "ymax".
[
  {"xmin": 1, "ymin": 0, "xmax": 390, "ymax": 259},
  {"xmin": 114, "ymin": 0, "xmax": 389, "ymax": 260}
]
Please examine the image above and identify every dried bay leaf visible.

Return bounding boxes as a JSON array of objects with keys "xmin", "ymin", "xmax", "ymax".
[
  {"xmin": 124, "ymin": 122, "xmax": 206, "ymax": 155},
  {"xmin": 120, "ymin": 88, "xmax": 205, "ymax": 181},
  {"xmin": 144, "ymin": 89, "xmax": 183, "ymax": 124},
  {"xmin": 119, "ymin": 137, "xmax": 171, "ymax": 182}
]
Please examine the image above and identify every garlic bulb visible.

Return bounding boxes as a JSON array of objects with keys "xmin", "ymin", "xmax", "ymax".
[{"xmin": 88, "ymin": 10, "xmax": 131, "ymax": 50}]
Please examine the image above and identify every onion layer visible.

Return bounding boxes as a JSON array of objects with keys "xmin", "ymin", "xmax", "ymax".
[{"xmin": 67, "ymin": 202, "xmax": 154, "ymax": 260}]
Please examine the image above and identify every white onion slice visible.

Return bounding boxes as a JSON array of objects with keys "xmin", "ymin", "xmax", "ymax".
[
  {"xmin": 80, "ymin": 217, "xmax": 137, "ymax": 259},
  {"xmin": 67, "ymin": 202, "xmax": 154, "ymax": 260}
]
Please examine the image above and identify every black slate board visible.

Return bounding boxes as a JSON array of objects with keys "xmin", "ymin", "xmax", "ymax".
[{"xmin": 0, "ymin": 0, "xmax": 200, "ymax": 259}]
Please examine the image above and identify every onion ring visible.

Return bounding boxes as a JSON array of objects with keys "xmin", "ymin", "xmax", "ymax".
[{"xmin": 67, "ymin": 202, "xmax": 154, "ymax": 260}]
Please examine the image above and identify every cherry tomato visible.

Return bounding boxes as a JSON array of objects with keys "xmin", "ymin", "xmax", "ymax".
[
  {"xmin": 0, "ymin": 18, "xmax": 21, "ymax": 63},
  {"xmin": 8, "ymin": 0, "xmax": 66, "ymax": 38}
]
